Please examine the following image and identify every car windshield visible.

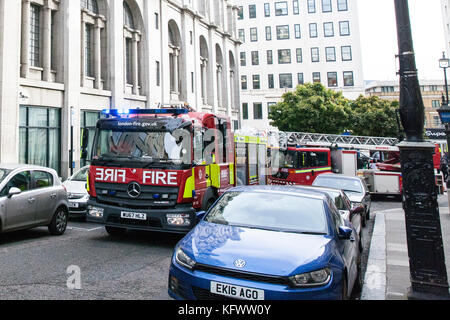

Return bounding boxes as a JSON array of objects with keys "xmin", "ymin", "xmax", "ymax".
[
  {"xmin": 0, "ymin": 169, "xmax": 11, "ymax": 184},
  {"xmin": 314, "ymin": 177, "xmax": 363, "ymax": 194},
  {"xmin": 205, "ymin": 191, "xmax": 328, "ymax": 234},
  {"xmin": 322, "ymin": 190, "xmax": 346, "ymax": 210},
  {"xmin": 93, "ymin": 130, "xmax": 185, "ymax": 164},
  {"xmin": 72, "ymin": 168, "xmax": 88, "ymax": 182}
]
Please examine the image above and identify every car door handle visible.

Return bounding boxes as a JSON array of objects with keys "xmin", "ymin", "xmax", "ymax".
[{"xmin": 28, "ymin": 198, "xmax": 36, "ymax": 204}]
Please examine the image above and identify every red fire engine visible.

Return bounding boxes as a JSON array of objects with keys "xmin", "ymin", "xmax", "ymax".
[{"xmin": 84, "ymin": 107, "xmax": 235, "ymax": 235}]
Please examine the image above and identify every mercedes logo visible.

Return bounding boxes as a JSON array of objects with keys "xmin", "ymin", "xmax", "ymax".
[
  {"xmin": 127, "ymin": 182, "xmax": 142, "ymax": 199},
  {"xmin": 234, "ymin": 259, "xmax": 246, "ymax": 269}
]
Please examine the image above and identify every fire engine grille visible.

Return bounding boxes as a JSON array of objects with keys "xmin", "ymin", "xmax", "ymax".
[{"xmin": 95, "ymin": 182, "xmax": 179, "ymax": 209}]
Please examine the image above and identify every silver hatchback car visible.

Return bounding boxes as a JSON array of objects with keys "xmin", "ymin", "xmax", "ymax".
[{"xmin": 0, "ymin": 165, "xmax": 69, "ymax": 236}]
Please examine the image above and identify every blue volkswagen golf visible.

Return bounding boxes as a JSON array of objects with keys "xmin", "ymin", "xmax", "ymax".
[{"xmin": 168, "ymin": 186, "xmax": 362, "ymax": 300}]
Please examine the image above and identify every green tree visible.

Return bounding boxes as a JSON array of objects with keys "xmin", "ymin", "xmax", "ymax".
[
  {"xmin": 268, "ymin": 83, "xmax": 352, "ymax": 134},
  {"xmin": 349, "ymin": 96, "xmax": 399, "ymax": 137}
]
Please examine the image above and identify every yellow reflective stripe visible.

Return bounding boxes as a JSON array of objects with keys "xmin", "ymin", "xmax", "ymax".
[
  {"xmin": 295, "ymin": 167, "xmax": 332, "ymax": 174},
  {"xmin": 210, "ymin": 164, "xmax": 221, "ymax": 189},
  {"xmin": 229, "ymin": 164, "xmax": 235, "ymax": 185},
  {"xmin": 183, "ymin": 168, "xmax": 196, "ymax": 199},
  {"xmin": 86, "ymin": 172, "xmax": 90, "ymax": 192}
]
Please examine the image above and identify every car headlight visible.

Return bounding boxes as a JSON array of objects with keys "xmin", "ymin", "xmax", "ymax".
[
  {"xmin": 88, "ymin": 206, "xmax": 104, "ymax": 218},
  {"xmin": 175, "ymin": 247, "xmax": 196, "ymax": 270},
  {"xmin": 289, "ymin": 268, "xmax": 332, "ymax": 288}
]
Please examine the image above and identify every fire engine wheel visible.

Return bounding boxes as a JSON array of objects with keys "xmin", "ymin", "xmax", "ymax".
[
  {"xmin": 202, "ymin": 189, "xmax": 218, "ymax": 212},
  {"xmin": 105, "ymin": 226, "xmax": 127, "ymax": 236}
]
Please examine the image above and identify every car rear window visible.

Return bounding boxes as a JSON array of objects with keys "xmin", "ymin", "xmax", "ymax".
[
  {"xmin": 205, "ymin": 191, "xmax": 328, "ymax": 234},
  {"xmin": 314, "ymin": 177, "xmax": 363, "ymax": 194}
]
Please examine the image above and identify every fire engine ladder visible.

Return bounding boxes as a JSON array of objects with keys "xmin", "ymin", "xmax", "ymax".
[{"xmin": 267, "ymin": 131, "xmax": 400, "ymax": 152}]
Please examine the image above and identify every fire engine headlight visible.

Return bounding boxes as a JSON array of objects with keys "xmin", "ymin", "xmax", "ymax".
[
  {"xmin": 88, "ymin": 206, "xmax": 104, "ymax": 218},
  {"xmin": 167, "ymin": 214, "xmax": 191, "ymax": 226}
]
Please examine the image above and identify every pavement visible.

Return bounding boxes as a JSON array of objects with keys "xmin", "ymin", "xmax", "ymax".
[{"xmin": 361, "ymin": 194, "xmax": 450, "ymax": 300}]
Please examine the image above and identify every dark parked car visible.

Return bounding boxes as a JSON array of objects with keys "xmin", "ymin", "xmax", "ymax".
[
  {"xmin": 313, "ymin": 174, "xmax": 371, "ymax": 227},
  {"xmin": 295, "ymin": 185, "xmax": 364, "ymax": 252}
]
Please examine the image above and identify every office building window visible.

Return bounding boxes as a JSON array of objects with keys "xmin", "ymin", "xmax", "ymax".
[
  {"xmin": 19, "ymin": 106, "xmax": 61, "ymax": 174},
  {"xmin": 80, "ymin": 110, "xmax": 101, "ymax": 167},
  {"xmin": 341, "ymin": 46, "xmax": 352, "ymax": 61},
  {"xmin": 242, "ymin": 103, "xmax": 249, "ymax": 120},
  {"xmin": 309, "ymin": 23, "xmax": 318, "ymax": 38},
  {"xmin": 249, "ymin": 4, "xmax": 256, "ymax": 18},
  {"xmin": 275, "ymin": 2, "xmax": 288, "ymax": 15},
  {"xmin": 293, "ymin": 0, "xmax": 299, "ymax": 14},
  {"xmin": 238, "ymin": 6, "xmax": 244, "ymax": 19},
  {"xmin": 322, "ymin": 0, "xmax": 332, "ymax": 12},
  {"xmin": 337, "ymin": 0, "xmax": 348, "ymax": 11},
  {"xmin": 266, "ymin": 26, "xmax": 272, "ymax": 40},
  {"xmin": 156, "ymin": 61, "xmax": 160, "ymax": 86},
  {"xmin": 308, "ymin": 0, "xmax": 316, "ymax": 13},
  {"xmin": 325, "ymin": 47, "xmax": 336, "ymax": 62},
  {"xmin": 264, "ymin": 3, "xmax": 271, "ymax": 16},
  {"xmin": 327, "ymin": 72, "xmax": 338, "ymax": 87},
  {"xmin": 240, "ymin": 52, "xmax": 246, "ymax": 66},
  {"xmin": 267, "ymin": 50, "xmax": 274, "ymax": 64},
  {"xmin": 278, "ymin": 49, "xmax": 291, "ymax": 64},
  {"xmin": 343, "ymin": 71, "xmax": 354, "ymax": 86},
  {"xmin": 296, "ymin": 48, "xmax": 303, "ymax": 63},
  {"xmin": 311, "ymin": 47, "xmax": 320, "ymax": 62},
  {"xmin": 241, "ymin": 75, "xmax": 248, "ymax": 90},
  {"xmin": 268, "ymin": 74, "xmax": 275, "ymax": 89},
  {"xmin": 253, "ymin": 103, "xmax": 263, "ymax": 120},
  {"xmin": 298, "ymin": 73, "xmax": 304, "ymax": 85},
  {"xmin": 277, "ymin": 25, "xmax": 290, "ymax": 40},
  {"xmin": 339, "ymin": 21, "xmax": 350, "ymax": 36},
  {"xmin": 253, "ymin": 75, "xmax": 261, "ymax": 89},
  {"xmin": 238, "ymin": 29, "xmax": 245, "ymax": 42},
  {"xmin": 268, "ymin": 102, "xmax": 277, "ymax": 114},
  {"xmin": 251, "ymin": 51, "xmax": 259, "ymax": 65},
  {"xmin": 30, "ymin": 4, "xmax": 41, "ymax": 67},
  {"xmin": 250, "ymin": 27, "xmax": 258, "ymax": 42},
  {"xmin": 323, "ymin": 22, "xmax": 334, "ymax": 37},
  {"xmin": 294, "ymin": 24, "xmax": 301, "ymax": 38},
  {"xmin": 432, "ymin": 100, "xmax": 441, "ymax": 108},
  {"xmin": 280, "ymin": 73, "xmax": 293, "ymax": 88},
  {"xmin": 312, "ymin": 72, "xmax": 321, "ymax": 83}
]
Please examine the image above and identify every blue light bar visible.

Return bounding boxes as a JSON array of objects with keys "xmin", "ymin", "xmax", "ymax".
[{"xmin": 102, "ymin": 108, "xmax": 189, "ymax": 117}]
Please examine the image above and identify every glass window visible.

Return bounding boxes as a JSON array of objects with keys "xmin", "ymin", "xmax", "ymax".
[
  {"xmin": 30, "ymin": 4, "xmax": 41, "ymax": 67},
  {"xmin": 253, "ymin": 75, "xmax": 261, "ymax": 89},
  {"xmin": 242, "ymin": 103, "xmax": 249, "ymax": 120},
  {"xmin": 275, "ymin": 2, "xmax": 288, "ymax": 15},
  {"xmin": 268, "ymin": 74, "xmax": 275, "ymax": 89},
  {"xmin": 241, "ymin": 75, "xmax": 248, "ymax": 90},
  {"xmin": 341, "ymin": 46, "xmax": 352, "ymax": 61},
  {"xmin": 337, "ymin": 0, "xmax": 348, "ymax": 11},
  {"xmin": 340, "ymin": 21, "xmax": 350, "ymax": 36},
  {"xmin": 325, "ymin": 47, "xmax": 336, "ymax": 62},
  {"xmin": 264, "ymin": 3, "xmax": 271, "ymax": 17},
  {"xmin": 343, "ymin": 71, "xmax": 354, "ymax": 86},
  {"xmin": 251, "ymin": 51, "xmax": 259, "ymax": 65},
  {"xmin": 249, "ymin": 4, "xmax": 256, "ymax": 18},
  {"xmin": 323, "ymin": 22, "xmax": 334, "ymax": 37},
  {"xmin": 278, "ymin": 49, "xmax": 291, "ymax": 64},
  {"xmin": 240, "ymin": 52, "xmax": 246, "ymax": 66},
  {"xmin": 432, "ymin": 100, "xmax": 441, "ymax": 108},
  {"xmin": 81, "ymin": 110, "xmax": 101, "ymax": 166},
  {"xmin": 327, "ymin": 72, "xmax": 338, "ymax": 87},
  {"xmin": 294, "ymin": 24, "xmax": 301, "ymax": 38},
  {"xmin": 1, "ymin": 171, "xmax": 32, "ymax": 196},
  {"xmin": 322, "ymin": 0, "xmax": 332, "ymax": 12},
  {"xmin": 268, "ymin": 102, "xmax": 277, "ymax": 114},
  {"xmin": 293, "ymin": 0, "xmax": 299, "ymax": 14},
  {"xmin": 311, "ymin": 47, "xmax": 320, "ymax": 62},
  {"xmin": 253, "ymin": 103, "xmax": 263, "ymax": 120},
  {"xmin": 309, "ymin": 23, "xmax": 318, "ymax": 38},
  {"xmin": 33, "ymin": 171, "xmax": 54, "ymax": 189},
  {"xmin": 313, "ymin": 72, "xmax": 321, "ymax": 83},
  {"xmin": 267, "ymin": 50, "xmax": 273, "ymax": 64},
  {"xmin": 238, "ymin": 6, "xmax": 244, "ymax": 19},
  {"xmin": 205, "ymin": 192, "xmax": 328, "ymax": 234},
  {"xmin": 265, "ymin": 26, "xmax": 272, "ymax": 41},
  {"xmin": 296, "ymin": 48, "xmax": 303, "ymax": 63},
  {"xmin": 308, "ymin": 0, "xmax": 316, "ymax": 13},
  {"xmin": 250, "ymin": 27, "xmax": 258, "ymax": 42},
  {"xmin": 298, "ymin": 73, "xmax": 304, "ymax": 85},
  {"xmin": 276, "ymin": 25, "xmax": 290, "ymax": 40},
  {"xmin": 279, "ymin": 73, "xmax": 293, "ymax": 88},
  {"xmin": 314, "ymin": 177, "xmax": 363, "ymax": 194},
  {"xmin": 238, "ymin": 29, "xmax": 245, "ymax": 42}
]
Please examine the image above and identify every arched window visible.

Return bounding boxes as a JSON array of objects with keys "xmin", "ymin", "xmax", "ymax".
[
  {"xmin": 215, "ymin": 44, "xmax": 224, "ymax": 109},
  {"xmin": 81, "ymin": 0, "xmax": 107, "ymax": 90},
  {"xmin": 199, "ymin": 36, "xmax": 209, "ymax": 105},
  {"xmin": 168, "ymin": 21, "xmax": 183, "ymax": 101},
  {"xmin": 123, "ymin": 2, "xmax": 134, "ymax": 29}
]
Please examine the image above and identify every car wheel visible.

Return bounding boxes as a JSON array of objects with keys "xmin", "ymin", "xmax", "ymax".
[
  {"xmin": 359, "ymin": 229, "xmax": 364, "ymax": 253},
  {"xmin": 202, "ymin": 189, "xmax": 217, "ymax": 212},
  {"xmin": 366, "ymin": 207, "xmax": 371, "ymax": 221},
  {"xmin": 48, "ymin": 207, "xmax": 68, "ymax": 236},
  {"xmin": 105, "ymin": 226, "xmax": 127, "ymax": 236},
  {"xmin": 341, "ymin": 275, "xmax": 349, "ymax": 300},
  {"xmin": 352, "ymin": 258, "xmax": 363, "ymax": 297},
  {"xmin": 361, "ymin": 210, "xmax": 367, "ymax": 228}
]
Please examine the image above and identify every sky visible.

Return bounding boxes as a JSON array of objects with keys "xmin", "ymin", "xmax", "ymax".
[{"xmin": 358, "ymin": 0, "xmax": 446, "ymax": 82}]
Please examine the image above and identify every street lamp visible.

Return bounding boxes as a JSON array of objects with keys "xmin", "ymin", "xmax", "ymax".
[
  {"xmin": 440, "ymin": 52, "xmax": 450, "ymax": 105},
  {"xmin": 395, "ymin": 0, "xmax": 450, "ymax": 299}
]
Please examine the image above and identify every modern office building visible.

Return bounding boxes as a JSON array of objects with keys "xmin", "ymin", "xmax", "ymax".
[
  {"xmin": 0, "ymin": 0, "xmax": 240, "ymax": 179},
  {"xmin": 236, "ymin": 0, "xmax": 364, "ymax": 130},
  {"xmin": 365, "ymin": 80, "xmax": 447, "ymax": 129}
]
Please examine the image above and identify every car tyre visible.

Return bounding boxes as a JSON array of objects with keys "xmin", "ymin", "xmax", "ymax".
[
  {"xmin": 341, "ymin": 275, "xmax": 349, "ymax": 300},
  {"xmin": 202, "ymin": 189, "xmax": 217, "ymax": 212},
  {"xmin": 366, "ymin": 207, "xmax": 371, "ymax": 221},
  {"xmin": 48, "ymin": 207, "xmax": 68, "ymax": 236},
  {"xmin": 352, "ymin": 258, "xmax": 363, "ymax": 297},
  {"xmin": 361, "ymin": 210, "xmax": 367, "ymax": 228},
  {"xmin": 105, "ymin": 226, "xmax": 127, "ymax": 236}
]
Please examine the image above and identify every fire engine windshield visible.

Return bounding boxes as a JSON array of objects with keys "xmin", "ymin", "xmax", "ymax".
[{"xmin": 93, "ymin": 130, "xmax": 185, "ymax": 164}]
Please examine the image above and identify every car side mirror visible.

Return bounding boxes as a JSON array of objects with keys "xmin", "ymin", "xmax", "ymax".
[
  {"xmin": 196, "ymin": 211, "xmax": 207, "ymax": 223},
  {"xmin": 338, "ymin": 226, "xmax": 353, "ymax": 240},
  {"xmin": 8, "ymin": 187, "xmax": 22, "ymax": 198}
]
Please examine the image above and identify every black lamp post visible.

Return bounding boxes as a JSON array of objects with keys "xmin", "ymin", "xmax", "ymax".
[
  {"xmin": 395, "ymin": 0, "xmax": 450, "ymax": 299},
  {"xmin": 438, "ymin": 52, "xmax": 450, "ymax": 205}
]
